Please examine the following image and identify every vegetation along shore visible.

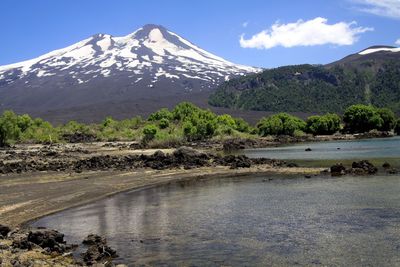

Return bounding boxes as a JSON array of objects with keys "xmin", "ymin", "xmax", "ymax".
[{"xmin": 0, "ymin": 101, "xmax": 399, "ymax": 266}]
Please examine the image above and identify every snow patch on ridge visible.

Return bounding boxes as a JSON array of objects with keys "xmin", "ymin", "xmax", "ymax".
[{"xmin": 359, "ymin": 47, "xmax": 400, "ymax": 55}]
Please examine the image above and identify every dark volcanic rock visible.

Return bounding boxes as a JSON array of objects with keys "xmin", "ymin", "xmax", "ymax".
[
  {"xmin": 11, "ymin": 234, "xmax": 32, "ymax": 250},
  {"xmin": 222, "ymin": 138, "xmax": 258, "ymax": 151},
  {"xmin": 62, "ymin": 132, "xmax": 98, "ymax": 143},
  {"xmin": 0, "ymin": 147, "xmax": 281, "ymax": 174},
  {"xmin": 0, "ymin": 224, "xmax": 11, "ymax": 238},
  {"xmin": 351, "ymin": 160, "xmax": 378, "ymax": 174},
  {"xmin": 82, "ymin": 234, "xmax": 117, "ymax": 265},
  {"xmin": 387, "ymin": 168, "xmax": 398, "ymax": 174},
  {"xmin": 27, "ymin": 229, "xmax": 66, "ymax": 252},
  {"xmin": 330, "ymin": 163, "xmax": 346, "ymax": 176},
  {"xmin": 82, "ymin": 234, "xmax": 106, "ymax": 246},
  {"xmin": 382, "ymin": 162, "xmax": 391, "ymax": 169},
  {"xmin": 219, "ymin": 155, "xmax": 252, "ymax": 169}
]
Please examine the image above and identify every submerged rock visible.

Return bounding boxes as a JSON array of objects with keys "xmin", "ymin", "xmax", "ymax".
[{"xmin": 351, "ymin": 160, "xmax": 378, "ymax": 174}]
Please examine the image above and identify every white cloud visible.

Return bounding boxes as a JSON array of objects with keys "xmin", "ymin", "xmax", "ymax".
[
  {"xmin": 352, "ymin": 0, "xmax": 400, "ymax": 19},
  {"xmin": 242, "ymin": 21, "xmax": 249, "ymax": 28},
  {"xmin": 396, "ymin": 38, "xmax": 400, "ymax": 45},
  {"xmin": 240, "ymin": 17, "xmax": 373, "ymax": 49}
]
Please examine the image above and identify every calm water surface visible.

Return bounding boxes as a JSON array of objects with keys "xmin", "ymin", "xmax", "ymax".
[
  {"xmin": 241, "ymin": 136, "xmax": 400, "ymax": 160},
  {"xmin": 33, "ymin": 175, "xmax": 400, "ymax": 266},
  {"xmin": 31, "ymin": 137, "xmax": 400, "ymax": 266}
]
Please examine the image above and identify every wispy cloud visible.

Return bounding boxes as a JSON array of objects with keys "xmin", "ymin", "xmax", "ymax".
[
  {"xmin": 240, "ymin": 17, "xmax": 373, "ymax": 49},
  {"xmin": 396, "ymin": 38, "xmax": 400, "ymax": 45},
  {"xmin": 242, "ymin": 21, "xmax": 249, "ymax": 28},
  {"xmin": 352, "ymin": 0, "xmax": 400, "ymax": 19}
]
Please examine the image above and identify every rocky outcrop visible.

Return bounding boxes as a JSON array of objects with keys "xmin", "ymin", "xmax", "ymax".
[
  {"xmin": 1, "ymin": 226, "xmax": 119, "ymax": 266},
  {"xmin": 62, "ymin": 132, "xmax": 98, "ymax": 143},
  {"xmin": 82, "ymin": 234, "xmax": 118, "ymax": 266},
  {"xmin": 330, "ymin": 160, "xmax": 378, "ymax": 176},
  {"xmin": 0, "ymin": 224, "xmax": 11, "ymax": 238},
  {"xmin": 0, "ymin": 147, "xmax": 283, "ymax": 174},
  {"xmin": 330, "ymin": 163, "xmax": 346, "ymax": 176},
  {"xmin": 351, "ymin": 160, "xmax": 378, "ymax": 174}
]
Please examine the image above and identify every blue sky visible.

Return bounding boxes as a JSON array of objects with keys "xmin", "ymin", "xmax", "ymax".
[{"xmin": 1, "ymin": 0, "xmax": 399, "ymax": 68}]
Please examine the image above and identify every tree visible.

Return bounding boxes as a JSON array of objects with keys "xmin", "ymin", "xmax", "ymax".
[
  {"xmin": 343, "ymin": 104, "xmax": 383, "ymax": 133},
  {"xmin": 395, "ymin": 118, "xmax": 400, "ymax": 135},
  {"xmin": 17, "ymin": 114, "xmax": 33, "ymax": 132},
  {"xmin": 234, "ymin": 118, "xmax": 251, "ymax": 133},
  {"xmin": 377, "ymin": 108, "xmax": 396, "ymax": 131},
  {"xmin": 0, "ymin": 111, "xmax": 21, "ymax": 146},
  {"xmin": 257, "ymin": 113, "xmax": 306, "ymax": 136},
  {"xmin": 172, "ymin": 102, "xmax": 200, "ymax": 121},
  {"xmin": 306, "ymin": 113, "xmax": 341, "ymax": 135}
]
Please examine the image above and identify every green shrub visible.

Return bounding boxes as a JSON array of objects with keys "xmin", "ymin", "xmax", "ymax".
[
  {"xmin": 20, "ymin": 118, "xmax": 59, "ymax": 143},
  {"xmin": 377, "ymin": 108, "xmax": 396, "ymax": 131},
  {"xmin": 306, "ymin": 113, "xmax": 341, "ymax": 135},
  {"xmin": 0, "ymin": 111, "xmax": 21, "ymax": 146},
  {"xmin": 143, "ymin": 124, "xmax": 158, "ymax": 141},
  {"xmin": 234, "ymin": 118, "xmax": 251, "ymax": 133},
  {"xmin": 159, "ymin": 118, "xmax": 170, "ymax": 129},
  {"xmin": 257, "ymin": 113, "xmax": 306, "ymax": 136},
  {"xmin": 395, "ymin": 118, "xmax": 400, "ymax": 135},
  {"xmin": 148, "ymin": 108, "xmax": 173, "ymax": 121},
  {"xmin": 343, "ymin": 104, "xmax": 384, "ymax": 133}
]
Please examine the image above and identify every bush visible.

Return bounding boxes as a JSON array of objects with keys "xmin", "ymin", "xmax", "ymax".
[
  {"xmin": 0, "ymin": 111, "xmax": 21, "ymax": 146},
  {"xmin": 377, "ymin": 108, "xmax": 396, "ymax": 131},
  {"xmin": 21, "ymin": 118, "xmax": 59, "ymax": 143},
  {"xmin": 172, "ymin": 102, "xmax": 200, "ymax": 121},
  {"xmin": 159, "ymin": 118, "xmax": 170, "ymax": 129},
  {"xmin": 257, "ymin": 113, "xmax": 306, "ymax": 136},
  {"xmin": 234, "ymin": 118, "xmax": 251, "ymax": 133},
  {"xmin": 142, "ymin": 124, "xmax": 158, "ymax": 141},
  {"xmin": 148, "ymin": 108, "xmax": 173, "ymax": 121},
  {"xmin": 395, "ymin": 118, "xmax": 400, "ymax": 135},
  {"xmin": 306, "ymin": 113, "xmax": 341, "ymax": 135},
  {"xmin": 343, "ymin": 104, "xmax": 386, "ymax": 133}
]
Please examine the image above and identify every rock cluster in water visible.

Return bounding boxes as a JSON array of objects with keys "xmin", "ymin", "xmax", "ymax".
[{"xmin": 329, "ymin": 160, "xmax": 397, "ymax": 176}]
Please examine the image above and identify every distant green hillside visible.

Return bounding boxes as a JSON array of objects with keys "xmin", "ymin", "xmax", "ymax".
[{"xmin": 209, "ymin": 57, "xmax": 400, "ymax": 114}]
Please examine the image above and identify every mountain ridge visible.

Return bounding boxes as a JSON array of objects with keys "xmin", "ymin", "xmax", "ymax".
[
  {"xmin": 209, "ymin": 46, "xmax": 400, "ymax": 114},
  {"xmin": 0, "ymin": 24, "xmax": 260, "ymax": 122}
]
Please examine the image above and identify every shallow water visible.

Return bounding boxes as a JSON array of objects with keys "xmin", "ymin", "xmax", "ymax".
[
  {"xmin": 240, "ymin": 136, "xmax": 400, "ymax": 168},
  {"xmin": 241, "ymin": 136, "xmax": 400, "ymax": 160},
  {"xmin": 32, "ymin": 174, "xmax": 400, "ymax": 266}
]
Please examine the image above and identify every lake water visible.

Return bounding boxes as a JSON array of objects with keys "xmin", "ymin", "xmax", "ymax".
[
  {"xmin": 31, "ymin": 137, "xmax": 400, "ymax": 266},
  {"xmin": 240, "ymin": 136, "xmax": 400, "ymax": 168}
]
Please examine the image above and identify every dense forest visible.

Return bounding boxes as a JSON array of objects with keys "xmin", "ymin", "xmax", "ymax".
[{"xmin": 209, "ymin": 61, "xmax": 400, "ymax": 114}]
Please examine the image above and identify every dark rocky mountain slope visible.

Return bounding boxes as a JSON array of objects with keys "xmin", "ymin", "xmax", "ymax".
[{"xmin": 209, "ymin": 46, "xmax": 400, "ymax": 114}]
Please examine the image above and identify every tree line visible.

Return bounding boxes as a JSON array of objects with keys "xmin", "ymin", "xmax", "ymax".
[{"xmin": 0, "ymin": 103, "xmax": 399, "ymax": 147}]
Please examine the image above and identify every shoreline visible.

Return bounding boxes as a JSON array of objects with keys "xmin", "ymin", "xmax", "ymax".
[{"xmin": 0, "ymin": 165, "xmax": 323, "ymax": 228}]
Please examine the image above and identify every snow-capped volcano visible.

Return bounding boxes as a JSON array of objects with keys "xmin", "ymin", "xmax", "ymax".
[
  {"xmin": 0, "ymin": 24, "xmax": 260, "ymax": 122},
  {"xmin": 0, "ymin": 24, "xmax": 258, "ymax": 89}
]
